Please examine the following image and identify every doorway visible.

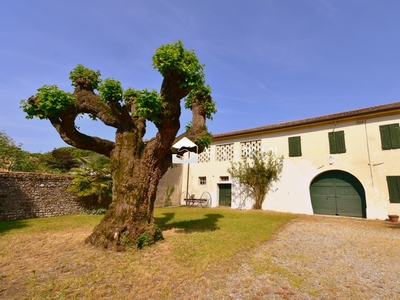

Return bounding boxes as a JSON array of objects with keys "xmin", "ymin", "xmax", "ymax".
[
  {"xmin": 218, "ymin": 184, "xmax": 232, "ymax": 207},
  {"xmin": 310, "ymin": 170, "xmax": 366, "ymax": 218}
]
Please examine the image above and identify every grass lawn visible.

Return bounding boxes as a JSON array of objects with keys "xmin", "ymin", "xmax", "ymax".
[{"xmin": 0, "ymin": 207, "xmax": 295, "ymax": 299}]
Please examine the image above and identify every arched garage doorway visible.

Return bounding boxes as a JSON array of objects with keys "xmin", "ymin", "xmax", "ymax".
[{"xmin": 310, "ymin": 170, "xmax": 366, "ymax": 218}]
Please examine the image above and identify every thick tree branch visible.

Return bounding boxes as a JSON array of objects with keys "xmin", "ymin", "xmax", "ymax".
[
  {"xmin": 174, "ymin": 93, "xmax": 209, "ymax": 149},
  {"xmin": 150, "ymin": 72, "xmax": 190, "ymax": 156},
  {"xmin": 74, "ymin": 83, "xmax": 132, "ymax": 129},
  {"xmin": 48, "ymin": 113, "xmax": 115, "ymax": 157}
]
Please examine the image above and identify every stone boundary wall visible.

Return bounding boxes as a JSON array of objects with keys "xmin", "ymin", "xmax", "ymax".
[
  {"xmin": 0, "ymin": 165, "xmax": 183, "ymax": 221},
  {"xmin": 0, "ymin": 171, "xmax": 100, "ymax": 221}
]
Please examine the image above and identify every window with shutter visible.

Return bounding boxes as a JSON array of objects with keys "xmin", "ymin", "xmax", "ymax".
[
  {"xmin": 336, "ymin": 131, "xmax": 346, "ymax": 153},
  {"xmin": 386, "ymin": 176, "xmax": 400, "ymax": 203},
  {"xmin": 380, "ymin": 124, "xmax": 400, "ymax": 150},
  {"xmin": 328, "ymin": 131, "xmax": 346, "ymax": 154},
  {"xmin": 390, "ymin": 124, "xmax": 400, "ymax": 149},
  {"xmin": 288, "ymin": 136, "xmax": 302, "ymax": 157}
]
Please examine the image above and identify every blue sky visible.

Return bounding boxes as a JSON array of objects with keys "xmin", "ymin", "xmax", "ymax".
[{"xmin": 1, "ymin": 0, "xmax": 400, "ymax": 153}]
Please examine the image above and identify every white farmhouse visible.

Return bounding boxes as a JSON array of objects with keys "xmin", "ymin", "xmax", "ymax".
[{"xmin": 179, "ymin": 101, "xmax": 400, "ymax": 220}]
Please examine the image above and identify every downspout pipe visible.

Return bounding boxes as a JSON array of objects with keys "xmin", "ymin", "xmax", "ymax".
[{"xmin": 364, "ymin": 119, "xmax": 374, "ymax": 187}]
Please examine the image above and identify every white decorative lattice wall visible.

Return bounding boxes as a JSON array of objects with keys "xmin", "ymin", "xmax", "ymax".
[
  {"xmin": 216, "ymin": 144, "xmax": 234, "ymax": 161},
  {"xmin": 240, "ymin": 140, "xmax": 262, "ymax": 158},
  {"xmin": 198, "ymin": 147, "xmax": 211, "ymax": 163}
]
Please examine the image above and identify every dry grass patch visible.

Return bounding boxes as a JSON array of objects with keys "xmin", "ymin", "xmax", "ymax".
[{"xmin": 0, "ymin": 207, "xmax": 294, "ymax": 299}]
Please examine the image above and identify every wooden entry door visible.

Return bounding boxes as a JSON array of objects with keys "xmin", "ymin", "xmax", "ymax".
[
  {"xmin": 218, "ymin": 184, "xmax": 232, "ymax": 207},
  {"xmin": 310, "ymin": 171, "xmax": 366, "ymax": 218}
]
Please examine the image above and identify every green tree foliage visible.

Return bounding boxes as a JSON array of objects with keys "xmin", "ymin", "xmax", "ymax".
[
  {"xmin": 0, "ymin": 130, "xmax": 22, "ymax": 171},
  {"xmin": 68, "ymin": 155, "xmax": 112, "ymax": 202},
  {"xmin": 44, "ymin": 147, "xmax": 98, "ymax": 173},
  {"xmin": 228, "ymin": 151, "xmax": 284, "ymax": 209},
  {"xmin": 152, "ymin": 40, "xmax": 204, "ymax": 89},
  {"xmin": 124, "ymin": 88, "xmax": 163, "ymax": 124},
  {"xmin": 69, "ymin": 64, "xmax": 102, "ymax": 90},
  {"xmin": 45, "ymin": 148, "xmax": 79, "ymax": 173},
  {"xmin": 0, "ymin": 131, "xmax": 102, "ymax": 173},
  {"xmin": 20, "ymin": 85, "xmax": 76, "ymax": 120},
  {"xmin": 56, "ymin": 147, "xmax": 100, "ymax": 160},
  {"xmin": 0, "ymin": 130, "xmax": 49, "ymax": 172}
]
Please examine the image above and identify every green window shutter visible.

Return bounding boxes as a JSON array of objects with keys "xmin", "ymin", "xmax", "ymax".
[
  {"xmin": 328, "ymin": 132, "xmax": 337, "ymax": 154},
  {"xmin": 288, "ymin": 136, "xmax": 302, "ymax": 157},
  {"xmin": 387, "ymin": 176, "xmax": 400, "ymax": 203},
  {"xmin": 336, "ymin": 131, "xmax": 346, "ymax": 153},
  {"xmin": 380, "ymin": 125, "xmax": 392, "ymax": 150},
  {"xmin": 389, "ymin": 123, "xmax": 400, "ymax": 149},
  {"xmin": 328, "ymin": 131, "xmax": 345, "ymax": 154}
]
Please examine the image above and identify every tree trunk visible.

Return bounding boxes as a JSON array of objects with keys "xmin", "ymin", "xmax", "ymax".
[{"xmin": 85, "ymin": 130, "xmax": 169, "ymax": 250}]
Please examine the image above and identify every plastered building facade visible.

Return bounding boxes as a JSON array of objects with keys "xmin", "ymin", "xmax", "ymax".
[{"xmin": 180, "ymin": 102, "xmax": 400, "ymax": 220}]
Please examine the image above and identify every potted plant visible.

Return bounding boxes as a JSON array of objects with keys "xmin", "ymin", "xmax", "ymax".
[{"xmin": 388, "ymin": 214, "xmax": 399, "ymax": 222}]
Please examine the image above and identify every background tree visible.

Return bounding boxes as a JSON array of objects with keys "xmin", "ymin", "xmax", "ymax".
[
  {"xmin": 227, "ymin": 151, "xmax": 284, "ymax": 209},
  {"xmin": 43, "ymin": 147, "xmax": 98, "ymax": 173},
  {"xmin": 0, "ymin": 130, "xmax": 23, "ymax": 171},
  {"xmin": 46, "ymin": 148, "xmax": 80, "ymax": 173},
  {"xmin": 0, "ymin": 130, "xmax": 48, "ymax": 172},
  {"xmin": 20, "ymin": 41, "xmax": 216, "ymax": 249}
]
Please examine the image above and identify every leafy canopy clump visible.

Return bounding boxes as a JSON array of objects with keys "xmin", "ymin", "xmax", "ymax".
[
  {"xmin": 20, "ymin": 41, "xmax": 216, "ymax": 139},
  {"xmin": 69, "ymin": 64, "xmax": 102, "ymax": 90},
  {"xmin": 185, "ymin": 85, "xmax": 216, "ymax": 120},
  {"xmin": 124, "ymin": 88, "xmax": 163, "ymax": 124},
  {"xmin": 228, "ymin": 150, "xmax": 284, "ymax": 209},
  {"xmin": 21, "ymin": 85, "xmax": 76, "ymax": 119},
  {"xmin": 98, "ymin": 78, "xmax": 124, "ymax": 104},
  {"xmin": 152, "ymin": 40, "xmax": 205, "ymax": 89}
]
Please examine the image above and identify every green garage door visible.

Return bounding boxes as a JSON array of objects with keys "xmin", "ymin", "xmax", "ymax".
[
  {"xmin": 218, "ymin": 184, "xmax": 232, "ymax": 207},
  {"xmin": 310, "ymin": 171, "xmax": 366, "ymax": 218}
]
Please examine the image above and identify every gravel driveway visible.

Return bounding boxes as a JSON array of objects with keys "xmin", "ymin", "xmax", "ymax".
[{"xmin": 224, "ymin": 215, "xmax": 400, "ymax": 299}]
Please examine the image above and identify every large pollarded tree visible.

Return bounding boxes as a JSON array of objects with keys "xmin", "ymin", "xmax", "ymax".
[{"xmin": 21, "ymin": 41, "xmax": 216, "ymax": 249}]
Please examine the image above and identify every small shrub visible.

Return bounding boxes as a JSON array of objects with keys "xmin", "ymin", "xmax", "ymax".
[
  {"xmin": 164, "ymin": 185, "xmax": 175, "ymax": 207},
  {"xmin": 136, "ymin": 232, "xmax": 152, "ymax": 249},
  {"xmin": 154, "ymin": 225, "xmax": 164, "ymax": 242},
  {"xmin": 85, "ymin": 208, "xmax": 107, "ymax": 215},
  {"xmin": 136, "ymin": 225, "xmax": 164, "ymax": 249}
]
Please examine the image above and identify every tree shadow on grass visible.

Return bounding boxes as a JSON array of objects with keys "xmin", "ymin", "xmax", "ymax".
[
  {"xmin": 155, "ymin": 213, "xmax": 224, "ymax": 233},
  {"xmin": 0, "ymin": 220, "xmax": 29, "ymax": 234}
]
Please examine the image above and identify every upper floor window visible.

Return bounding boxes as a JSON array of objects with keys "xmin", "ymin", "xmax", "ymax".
[
  {"xmin": 328, "ymin": 131, "xmax": 346, "ymax": 154},
  {"xmin": 379, "ymin": 124, "xmax": 400, "ymax": 150},
  {"xmin": 288, "ymin": 136, "xmax": 302, "ymax": 157}
]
